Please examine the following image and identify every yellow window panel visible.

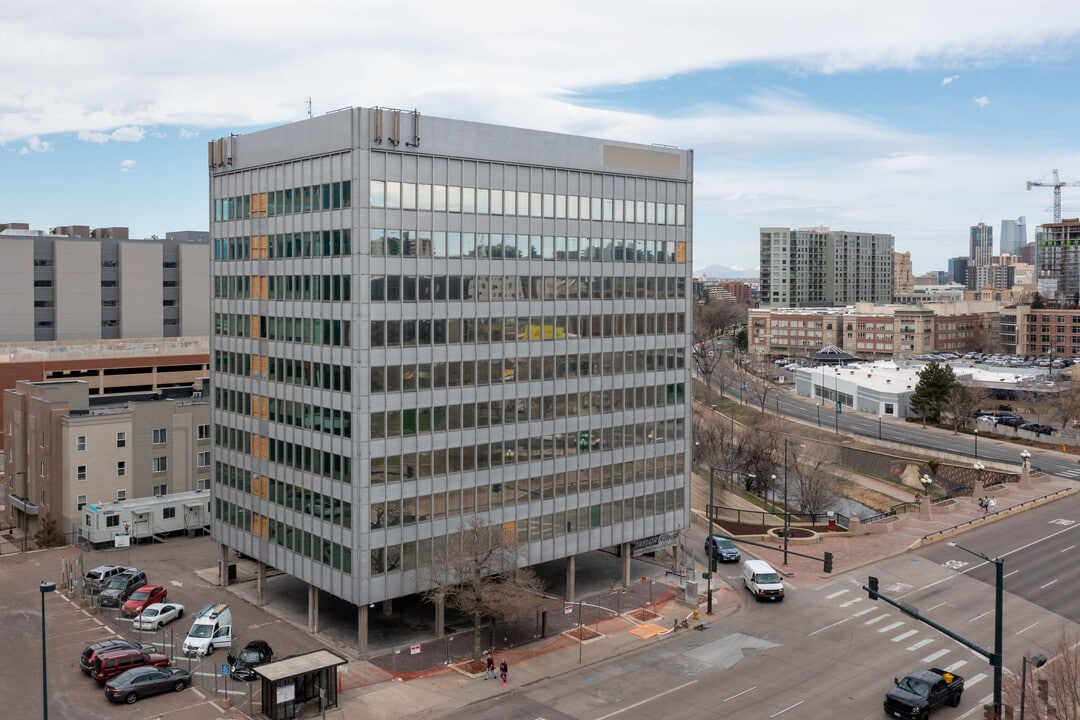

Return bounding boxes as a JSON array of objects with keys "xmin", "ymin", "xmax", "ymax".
[
  {"xmin": 676, "ymin": 241, "xmax": 687, "ymax": 263},
  {"xmin": 251, "ymin": 315, "xmax": 260, "ymax": 338}
]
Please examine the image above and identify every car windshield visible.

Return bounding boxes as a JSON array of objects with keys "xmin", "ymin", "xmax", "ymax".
[
  {"xmin": 141, "ymin": 608, "xmax": 160, "ymax": 618},
  {"xmin": 112, "ymin": 669, "xmax": 143, "ymax": 685},
  {"xmin": 130, "ymin": 591, "xmax": 149, "ymax": 600},
  {"xmin": 715, "ymin": 539, "xmax": 735, "ymax": 550},
  {"xmin": 898, "ymin": 678, "xmax": 931, "ymax": 697},
  {"xmin": 106, "ymin": 578, "xmax": 128, "ymax": 589},
  {"xmin": 757, "ymin": 572, "xmax": 781, "ymax": 584},
  {"xmin": 239, "ymin": 649, "xmax": 262, "ymax": 662},
  {"xmin": 188, "ymin": 625, "xmax": 213, "ymax": 638}
]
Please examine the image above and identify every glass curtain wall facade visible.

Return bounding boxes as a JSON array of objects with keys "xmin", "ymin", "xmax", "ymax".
[{"xmin": 209, "ymin": 108, "xmax": 693, "ymax": 606}]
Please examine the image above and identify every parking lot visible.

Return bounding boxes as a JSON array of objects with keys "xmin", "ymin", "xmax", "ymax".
[{"xmin": 0, "ymin": 534, "xmax": 319, "ymax": 720}]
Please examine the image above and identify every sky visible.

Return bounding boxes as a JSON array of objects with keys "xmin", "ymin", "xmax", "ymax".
[{"xmin": 5, "ymin": 1, "xmax": 1080, "ymax": 275}]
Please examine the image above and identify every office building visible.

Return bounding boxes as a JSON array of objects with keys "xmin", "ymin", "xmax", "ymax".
[
  {"xmin": 207, "ymin": 106, "xmax": 693, "ymax": 649},
  {"xmin": 893, "ymin": 252, "xmax": 914, "ymax": 296},
  {"xmin": 1000, "ymin": 217, "xmax": 1027, "ymax": 257},
  {"xmin": 760, "ymin": 227, "xmax": 893, "ymax": 307},
  {"xmin": 0, "ymin": 225, "xmax": 209, "ymax": 342},
  {"xmin": 969, "ymin": 222, "xmax": 994, "ymax": 274},
  {"xmin": 948, "ymin": 257, "xmax": 969, "ymax": 286},
  {"xmin": 4, "ymin": 379, "xmax": 210, "ymax": 544}
]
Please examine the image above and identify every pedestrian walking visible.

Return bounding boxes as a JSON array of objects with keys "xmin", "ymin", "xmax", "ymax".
[
  {"xmin": 500, "ymin": 659, "xmax": 508, "ymax": 685},
  {"xmin": 484, "ymin": 654, "xmax": 495, "ymax": 680},
  {"xmin": 988, "ymin": 497, "xmax": 997, "ymax": 513}
]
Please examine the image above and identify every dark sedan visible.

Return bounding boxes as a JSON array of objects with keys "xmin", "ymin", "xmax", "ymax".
[
  {"xmin": 1021, "ymin": 423, "xmax": 1057, "ymax": 435},
  {"xmin": 104, "ymin": 666, "xmax": 191, "ymax": 704},
  {"xmin": 228, "ymin": 640, "xmax": 274, "ymax": 681}
]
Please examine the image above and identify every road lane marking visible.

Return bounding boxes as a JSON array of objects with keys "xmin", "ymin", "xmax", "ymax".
[
  {"xmin": 877, "ymin": 622, "xmax": 904, "ymax": 633},
  {"xmin": 594, "ymin": 680, "xmax": 697, "ymax": 720},
  {"xmin": 1004, "ymin": 570, "xmax": 1020, "ymax": 579},
  {"xmin": 1016, "ymin": 621, "xmax": 1039, "ymax": 635},
  {"xmin": 723, "ymin": 686, "xmax": 757, "ymax": 702},
  {"xmin": 1061, "ymin": 545, "xmax": 1076, "ymax": 553},
  {"xmin": 921, "ymin": 649, "xmax": 949, "ymax": 663},
  {"xmin": 968, "ymin": 610, "xmax": 992, "ymax": 623},
  {"xmin": 810, "ymin": 618, "xmax": 849, "ymax": 636},
  {"xmin": 907, "ymin": 639, "xmax": 933, "ymax": 652},
  {"xmin": 1040, "ymin": 579, "xmax": 1059, "ymax": 589},
  {"xmin": 825, "ymin": 589, "xmax": 849, "ymax": 599},
  {"xmin": 770, "ymin": 701, "xmax": 804, "ymax": 717},
  {"xmin": 892, "ymin": 630, "xmax": 918, "ymax": 642},
  {"xmin": 926, "ymin": 602, "xmax": 948, "ymax": 612}
]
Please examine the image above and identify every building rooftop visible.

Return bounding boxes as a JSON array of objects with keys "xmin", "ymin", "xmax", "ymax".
[{"xmin": 0, "ymin": 337, "xmax": 208, "ymax": 363}]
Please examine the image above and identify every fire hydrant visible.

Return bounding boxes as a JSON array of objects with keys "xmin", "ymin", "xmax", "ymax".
[{"xmin": 692, "ymin": 608, "xmax": 699, "ymax": 620}]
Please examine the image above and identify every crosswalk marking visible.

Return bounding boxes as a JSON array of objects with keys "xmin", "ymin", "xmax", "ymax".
[
  {"xmin": 892, "ymin": 630, "xmax": 918, "ymax": 642},
  {"xmin": 907, "ymin": 639, "xmax": 933, "ymax": 652},
  {"xmin": 839, "ymin": 598, "xmax": 862, "ymax": 608},
  {"xmin": 852, "ymin": 607, "xmax": 876, "ymax": 617},
  {"xmin": 966, "ymin": 673, "xmax": 987, "ymax": 687},
  {"xmin": 922, "ymin": 649, "xmax": 949, "ymax": 663},
  {"xmin": 864, "ymin": 614, "xmax": 890, "ymax": 626},
  {"xmin": 826, "ymin": 589, "xmax": 849, "ymax": 599},
  {"xmin": 945, "ymin": 660, "xmax": 968, "ymax": 672},
  {"xmin": 877, "ymin": 621, "xmax": 904, "ymax": 633}
]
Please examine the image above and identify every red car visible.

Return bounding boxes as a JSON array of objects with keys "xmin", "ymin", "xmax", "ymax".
[{"xmin": 121, "ymin": 585, "xmax": 167, "ymax": 618}]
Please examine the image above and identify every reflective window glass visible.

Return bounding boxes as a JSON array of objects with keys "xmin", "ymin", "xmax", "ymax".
[{"xmin": 369, "ymin": 181, "xmax": 385, "ymax": 208}]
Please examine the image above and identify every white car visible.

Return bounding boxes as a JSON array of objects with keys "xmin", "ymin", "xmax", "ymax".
[{"xmin": 132, "ymin": 602, "xmax": 186, "ymax": 630}]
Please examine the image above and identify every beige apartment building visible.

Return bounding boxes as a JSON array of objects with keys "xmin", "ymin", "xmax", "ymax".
[
  {"xmin": 893, "ymin": 251, "xmax": 914, "ymax": 295},
  {"xmin": 749, "ymin": 301, "xmax": 1000, "ymax": 360},
  {"xmin": 4, "ymin": 379, "xmax": 211, "ymax": 540}
]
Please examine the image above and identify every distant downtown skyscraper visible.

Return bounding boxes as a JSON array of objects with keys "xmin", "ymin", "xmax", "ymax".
[
  {"xmin": 207, "ymin": 106, "xmax": 694, "ymax": 650},
  {"xmin": 1000, "ymin": 216, "xmax": 1027, "ymax": 257},
  {"xmin": 759, "ymin": 227, "xmax": 894, "ymax": 307},
  {"xmin": 970, "ymin": 222, "xmax": 993, "ymax": 268}
]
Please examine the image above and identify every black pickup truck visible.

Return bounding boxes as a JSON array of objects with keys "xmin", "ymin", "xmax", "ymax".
[{"xmin": 884, "ymin": 667, "xmax": 964, "ymax": 719}]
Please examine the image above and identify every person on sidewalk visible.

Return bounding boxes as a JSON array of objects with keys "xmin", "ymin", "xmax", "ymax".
[
  {"xmin": 988, "ymin": 497, "xmax": 997, "ymax": 513},
  {"xmin": 500, "ymin": 659, "xmax": 508, "ymax": 685},
  {"xmin": 484, "ymin": 654, "xmax": 495, "ymax": 680}
]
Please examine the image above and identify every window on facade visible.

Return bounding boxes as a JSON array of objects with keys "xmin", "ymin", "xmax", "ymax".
[
  {"xmin": 77, "ymin": 495, "xmax": 87, "ymax": 511},
  {"xmin": 153, "ymin": 428, "xmax": 167, "ymax": 444},
  {"xmin": 152, "ymin": 483, "xmax": 167, "ymax": 496},
  {"xmin": 116, "ymin": 490, "xmax": 127, "ymax": 502},
  {"xmin": 106, "ymin": 515, "xmax": 119, "ymax": 527},
  {"xmin": 77, "ymin": 465, "xmax": 87, "ymax": 481},
  {"xmin": 116, "ymin": 431, "xmax": 126, "ymax": 448},
  {"xmin": 197, "ymin": 478, "xmax": 210, "ymax": 491},
  {"xmin": 198, "ymin": 424, "xmax": 210, "ymax": 440},
  {"xmin": 163, "ymin": 506, "xmax": 176, "ymax": 519},
  {"xmin": 76, "ymin": 435, "xmax": 86, "ymax": 451},
  {"xmin": 197, "ymin": 451, "xmax": 210, "ymax": 468},
  {"xmin": 117, "ymin": 461, "xmax": 126, "ymax": 477},
  {"xmin": 152, "ymin": 456, "xmax": 168, "ymax": 473}
]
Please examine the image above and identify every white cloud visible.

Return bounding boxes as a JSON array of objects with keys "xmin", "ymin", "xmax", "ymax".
[
  {"xmin": 78, "ymin": 126, "xmax": 145, "ymax": 144},
  {"xmin": 20, "ymin": 137, "xmax": 53, "ymax": 154},
  {"xmin": 974, "ymin": 96, "xmax": 991, "ymax": 106},
  {"xmin": 178, "ymin": 127, "xmax": 199, "ymax": 139},
  {"xmin": 941, "ymin": 74, "xmax": 960, "ymax": 85},
  {"xmin": 120, "ymin": 159, "xmax": 136, "ymax": 173}
]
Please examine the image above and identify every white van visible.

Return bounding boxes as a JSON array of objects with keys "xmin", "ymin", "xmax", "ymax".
[
  {"xmin": 742, "ymin": 559, "xmax": 784, "ymax": 602},
  {"xmin": 182, "ymin": 603, "xmax": 233, "ymax": 656}
]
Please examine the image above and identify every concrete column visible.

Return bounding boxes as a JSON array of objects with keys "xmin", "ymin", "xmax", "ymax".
[
  {"xmin": 308, "ymin": 584, "xmax": 319, "ymax": 634},
  {"xmin": 256, "ymin": 561, "xmax": 266, "ymax": 606},
  {"xmin": 218, "ymin": 542, "xmax": 230, "ymax": 587},
  {"xmin": 1020, "ymin": 460, "xmax": 1032, "ymax": 489},
  {"xmin": 357, "ymin": 604, "xmax": 368, "ymax": 656},
  {"xmin": 671, "ymin": 542, "xmax": 680, "ymax": 572},
  {"xmin": 972, "ymin": 479, "xmax": 985, "ymax": 500},
  {"xmin": 434, "ymin": 594, "xmax": 445, "ymax": 638},
  {"xmin": 382, "ymin": 598, "xmax": 393, "ymax": 617},
  {"xmin": 565, "ymin": 555, "xmax": 576, "ymax": 602},
  {"xmin": 919, "ymin": 494, "xmax": 933, "ymax": 521},
  {"xmin": 622, "ymin": 543, "xmax": 631, "ymax": 587}
]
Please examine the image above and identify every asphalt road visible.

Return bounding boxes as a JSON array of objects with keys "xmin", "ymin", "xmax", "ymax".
[{"xmin": 436, "ymin": 494, "xmax": 1080, "ymax": 720}]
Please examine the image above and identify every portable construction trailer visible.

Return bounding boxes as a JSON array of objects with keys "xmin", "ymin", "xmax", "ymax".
[{"xmin": 80, "ymin": 489, "xmax": 211, "ymax": 545}]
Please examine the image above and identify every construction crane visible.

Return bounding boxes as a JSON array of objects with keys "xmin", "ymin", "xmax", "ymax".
[{"xmin": 1026, "ymin": 169, "xmax": 1080, "ymax": 223}]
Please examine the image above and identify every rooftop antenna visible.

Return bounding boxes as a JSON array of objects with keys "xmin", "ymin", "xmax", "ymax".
[{"xmin": 306, "ymin": 97, "xmax": 312, "ymax": 119}]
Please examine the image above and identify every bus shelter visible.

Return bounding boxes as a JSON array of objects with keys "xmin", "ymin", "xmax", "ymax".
[{"xmin": 253, "ymin": 649, "xmax": 348, "ymax": 719}]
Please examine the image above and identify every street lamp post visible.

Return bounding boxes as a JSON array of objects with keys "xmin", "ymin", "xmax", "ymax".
[
  {"xmin": 878, "ymin": 414, "xmax": 883, "ymax": 441},
  {"xmin": 974, "ymin": 428, "xmax": 979, "ymax": 459},
  {"xmin": 1020, "ymin": 449, "xmax": 1031, "ymax": 468},
  {"xmin": 706, "ymin": 465, "xmax": 715, "ymax": 615},
  {"xmin": 920, "ymin": 474, "xmax": 933, "ymax": 498},
  {"xmin": 974, "ymin": 462, "xmax": 985, "ymax": 499},
  {"xmin": 770, "ymin": 474, "xmax": 778, "ymax": 515},
  {"xmin": 1019, "ymin": 652, "xmax": 1047, "ymax": 720},
  {"xmin": 40, "ymin": 580, "xmax": 55, "ymax": 720},
  {"xmin": 947, "ymin": 541, "xmax": 1004, "ymax": 718}
]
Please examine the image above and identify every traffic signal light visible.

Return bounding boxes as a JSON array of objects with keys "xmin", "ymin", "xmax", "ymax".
[
  {"xmin": 823, "ymin": 552, "xmax": 833, "ymax": 573},
  {"xmin": 868, "ymin": 576, "xmax": 879, "ymax": 600}
]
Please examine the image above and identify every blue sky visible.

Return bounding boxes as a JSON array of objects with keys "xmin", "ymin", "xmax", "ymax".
[{"xmin": 4, "ymin": 1, "xmax": 1080, "ymax": 274}]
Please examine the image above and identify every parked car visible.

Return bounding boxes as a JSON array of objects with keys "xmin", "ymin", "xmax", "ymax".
[
  {"xmin": 227, "ymin": 640, "xmax": 275, "ymax": 681},
  {"xmin": 90, "ymin": 647, "xmax": 171, "ymax": 683},
  {"xmin": 132, "ymin": 602, "xmax": 186, "ymax": 631},
  {"xmin": 80, "ymin": 638, "xmax": 155, "ymax": 674},
  {"xmin": 99, "ymin": 571, "xmax": 149, "ymax": 609},
  {"xmin": 1021, "ymin": 423, "xmax": 1057, "ymax": 435},
  {"xmin": 122, "ymin": 585, "xmax": 167, "ymax": 618},
  {"xmin": 83, "ymin": 565, "xmax": 136, "ymax": 594},
  {"xmin": 997, "ymin": 416, "xmax": 1027, "ymax": 428},
  {"xmin": 104, "ymin": 666, "xmax": 191, "ymax": 704}
]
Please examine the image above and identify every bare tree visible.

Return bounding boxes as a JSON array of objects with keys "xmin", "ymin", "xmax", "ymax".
[
  {"xmin": 693, "ymin": 300, "xmax": 748, "ymax": 402},
  {"xmin": 1047, "ymin": 376, "xmax": 1080, "ymax": 436},
  {"xmin": 788, "ymin": 448, "xmax": 840, "ymax": 517},
  {"xmin": 422, "ymin": 516, "xmax": 545, "ymax": 662},
  {"xmin": 744, "ymin": 372, "xmax": 776, "ymax": 414},
  {"xmin": 941, "ymin": 382, "xmax": 982, "ymax": 434},
  {"xmin": 1000, "ymin": 629, "xmax": 1080, "ymax": 719},
  {"xmin": 692, "ymin": 408, "xmax": 738, "ymax": 480},
  {"xmin": 737, "ymin": 415, "xmax": 782, "ymax": 497}
]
